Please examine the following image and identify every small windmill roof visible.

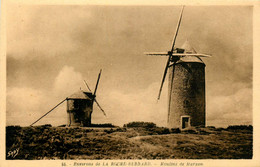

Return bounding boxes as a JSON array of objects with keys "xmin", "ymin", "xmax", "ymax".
[
  {"xmin": 67, "ymin": 90, "xmax": 93, "ymax": 100},
  {"xmin": 176, "ymin": 40, "xmax": 204, "ymax": 64}
]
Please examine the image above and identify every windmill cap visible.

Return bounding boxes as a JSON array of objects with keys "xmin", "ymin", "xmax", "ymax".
[
  {"xmin": 181, "ymin": 40, "xmax": 197, "ymax": 53},
  {"xmin": 176, "ymin": 40, "xmax": 204, "ymax": 64},
  {"xmin": 67, "ymin": 90, "xmax": 94, "ymax": 100}
]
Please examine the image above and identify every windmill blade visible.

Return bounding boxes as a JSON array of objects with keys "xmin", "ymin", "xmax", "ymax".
[
  {"xmin": 170, "ymin": 6, "xmax": 185, "ymax": 52},
  {"xmin": 157, "ymin": 6, "xmax": 184, "ymax": 100},
  {"xmin": 144, "ymin": 52, "xmax": 169, "ymax": 56},
  {"xmin": 93, "ymin": 69, "xmax": 102, "ymax": 97},
  {"xmin": 83, "ymin": 80, "xmax": 92, "ymax": 92},
  {"xmin": 171, "ymin": 53, "xmax": 212, "ymax": 57},
  {"xmin": 168, "ymin": 62, "xmax": 176, "ymax": 123},
  {"xmin": 84, "ymin": 76, "xmax": 106, "ymax": 117},
  {"xmin": 158, "ymin": 56, "xmax": 171, "ymax": 100},
  {"xmin": 94, "ymin": 99, "xmax": 106, "ymax": 116}
]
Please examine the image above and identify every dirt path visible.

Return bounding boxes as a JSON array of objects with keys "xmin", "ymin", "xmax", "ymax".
[{"xmin": 129, "ymin": 133, "xmax": 180, "ymax": 141}]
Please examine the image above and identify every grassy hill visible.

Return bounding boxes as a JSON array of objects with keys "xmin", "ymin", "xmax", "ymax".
[{"xmin": 6, "ymin": 123, "xmax": 252, "ymax": 159}]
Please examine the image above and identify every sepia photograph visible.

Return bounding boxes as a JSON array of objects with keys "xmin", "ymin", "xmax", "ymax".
[{"xmin": 1, "ymin": 0, "xmax": 260, "ymax": 166}]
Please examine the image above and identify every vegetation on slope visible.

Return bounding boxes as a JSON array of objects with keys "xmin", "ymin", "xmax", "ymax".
[{"xmin": 6, "ymin": 122, "xmax": 252, "ymax": 160}]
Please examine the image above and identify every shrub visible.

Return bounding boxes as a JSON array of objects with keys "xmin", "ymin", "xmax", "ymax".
[
  {"xmin": 115, "ymin": 127, "xmax": 127, "ymax": 132},
  {"xmin": 181, "ymin": 129, "xmax": 198, "ymax": 134},
  {"xmin": 149, "ymin": 127, "xmax": 170, "ymax": 135},
  {"xmin": 123, "ymin": 122, "xmax": 156, "ymax": 128},
  {"xmin": 161, "ymin": 128, "xmax": 170, "ymax": 134},
  {"xmin": 35, "ymin": 124, "xmax": 52, "ymax": 128},
  {"xmin": 90, "ymin": 123, "xmax": 115, "ymax": 128},
  {"xmin": 198, "ymin": 130, "xmax": 210, "ymax": 135},
  {"xmin": 215, "ymin": 128, "xmax": 225, "ymax": 131},
  {"xmin": 227, "ymin": 125, "xmax": 253, "ymax": 131},
  {"xmin": 6, "ymin": 126, "xmax": 22, "ymax": 148},
  {"xmin": 104, "ymin": 128, "xmax": 114, "ymax": 134},
  {"xmin": 171, "ymin": 128, "xmax": 181, "ymax": 133},
  {"xmin": 207, "ymin": 126, "xmax": 216, "ymax": 129}
]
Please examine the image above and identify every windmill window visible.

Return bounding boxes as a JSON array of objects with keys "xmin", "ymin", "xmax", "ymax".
[
  {"xmin": 74, "ymin": 100, "xmax": 80, "ymax": 109},
  {"xmin": 183, "ymin": 100, "xmax": 189, "ymax": 108}
]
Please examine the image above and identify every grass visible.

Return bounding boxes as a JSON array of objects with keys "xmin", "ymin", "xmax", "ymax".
[{"xmin": 6, "ymin": 125, "xmax": 252, "ymax": 159}]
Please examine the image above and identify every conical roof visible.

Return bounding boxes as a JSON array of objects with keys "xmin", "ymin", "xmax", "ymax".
[
  {"xmin": 176, "ymin": 40, "xmax": 204, "ymax": 64},
  {"xmin": 67, "ymin": 90, "xmax": 93, "ymax": 100},
  {"xmin": 181, "ymin": 40, "xmax": 197, "ymax": 53}
]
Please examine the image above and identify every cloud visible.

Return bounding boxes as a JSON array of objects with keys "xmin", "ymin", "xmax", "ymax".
[
  {"xmin": 6, "ymin": 66, "xmax": 86, "ymax": 126},
  {"xmin": 207, "ymin": 84, "xmax": 252, "ymax": 127},
  {"xmin": 7, "ymin": 5, "xmax": 93, "ymax": 59},
  {"xmin": 92, "ymin": 82, "xmax": 168, "ymax": 127},
  {"xmin": 7, "ymin": 64, "xmax": 168, "ymax": 127},
  {"xmin": 53, "ymin": 66, "xmax": 85, "ymax": 98},
  {"xmin": 6, "ymin": 86, "xmax": 68, "ymax": 126},
  {"xmin": 6, "ymin": 87, "xmax": 57, "ymax": 126},
  {"xmin": 7, "ymin": 65, "xmax": 252, "ymax": 128},
  {"xmin": 6, "ymin": 6, "xmax": 252, "ymax": 128},
  {"xmin": 7, "ymin": 66, "xmax": 253, "ymax": 128}
]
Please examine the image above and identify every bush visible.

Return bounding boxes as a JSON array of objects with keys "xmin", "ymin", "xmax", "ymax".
[
  {"xmin": 6, "ymin": 126, "xmax": 22, "ymax": 148},
  {"xmin": 35, "ymin": 124, "xmax": 52, "ymax": 128},
  {"xmin": 149, "ymin": 127, "xmax": 170, "ymax": 135},
  {"xmin": 115, "ymin": 127, "xmax": 127, "ymax": 132},
  {"xmin": 123, "ymin": 122, "xmax": 156, "ymax": 128},
  {"xmin": 104, "ymin": 128, "xmax": 114, "ymax": 134},
  {"xmin": 6, "ymin": 126, "xmax": 22, "ymax": 133},
  {"xmin": 198, "ymin": 130, "xmax": 210, "ymax": 135},
  {"xmin": 206, "ymin": 126, "xmax": 216, "ymax": 129},
  {"xmin": 215, "ymin": 128, "xmax": 225, "ymax": 131},
  {"xmin": 171, "ymin": 128, "xmax": 181, "ymax": 133},
  {"xmin": 227, "ymin": 125, "xmax": 253, "ymax": 131},
  {"xmin": 90, "ymin": 123, "xmax": 115, "ymax": 128},
  {"xmin": 181, "ymin": 129, "xmax": 198, "ymax": 134},
  {"xmin": 161, "ymin": 128, "xmax": 170, "ymax": 134}
]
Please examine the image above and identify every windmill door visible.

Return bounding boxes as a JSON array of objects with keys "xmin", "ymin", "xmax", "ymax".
[{"xmin": 181, "ymin": 116, "xmax": 190, "ymax": 129}]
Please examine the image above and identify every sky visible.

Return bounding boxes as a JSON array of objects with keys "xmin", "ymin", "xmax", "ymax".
[{"xmin": 6, "ymin": 5, "xmax": 252, "ymax": 127}]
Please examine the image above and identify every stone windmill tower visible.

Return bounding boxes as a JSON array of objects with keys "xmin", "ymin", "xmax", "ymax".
[
  {"xmin": 66, "ymin": 90, "xmax": 95, "ymax": 127},
  {"xmin": 30, "ymin": 69, "xmax": 106, "ymax": 127},
  {"xmin": 145, "ymin": 6, "xmax": 211, "ymax": 129}
]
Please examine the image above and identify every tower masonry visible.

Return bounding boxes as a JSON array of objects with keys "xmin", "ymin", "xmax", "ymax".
[{"xmin": 167, "ymin": 41, "xmax": 206, "ymax": 129}]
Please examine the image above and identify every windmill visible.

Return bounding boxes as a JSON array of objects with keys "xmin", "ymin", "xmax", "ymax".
[
  {"xmin": 144, "ymin": 6, "xmax": 211, "ymax": 129},
  {"xmin": 67, "ymin": 69, "xmax": 106, "ymax": 126},
  {"xmin": 30, "ymin": 69, "xmax": 106, "ymax": 127}
]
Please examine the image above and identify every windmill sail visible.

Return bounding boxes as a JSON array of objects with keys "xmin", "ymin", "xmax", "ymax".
[
  {"xmin": 170, "ymin": 6, "xmax": 185, "ymax": 52},
  {"xmin": 158, "ymin": 57, "xmax": 171, "ymax": 100},
  {"xmin": 144, "ymin": 52, "xmax": 169, "ymax": 56},
  {"xmin": 145, "ymin": 52, "xmax": 211, "ymax": 57},
  {"xmin": 94, "ymin": 99, "xmax": 106, "ymax": 116},
  {"xmin": 169, "ymin": 53, "xmax": 211, "ymax": 57},
  {"xmin": 83, "ymin": 80, "xmax": 92, "ymax": 91},
  {"xmin": 83, "ymin": 71, "xmax": 107, "ymax": 116},
  {"xmin": 93, "ymin": 69, "xmax": 102, "ymax": 96},
  {"xmin": 157, "ymin": 6, "xmax": 185, "ymax": 100}
]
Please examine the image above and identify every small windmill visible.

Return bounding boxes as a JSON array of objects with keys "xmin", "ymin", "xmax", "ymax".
[
  {"xmin": 30, "ymin": 69, "xmax": 106, "ymax": 127},
  {"xmin": 144, "ymin": 6, "xmax": 211, "ymax": 129},
  {"xmin": 67, "ymin": 69, "xmax": 106, "ymax": 126}
]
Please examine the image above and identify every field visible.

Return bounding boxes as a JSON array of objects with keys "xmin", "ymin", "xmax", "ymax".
[{"xmin": 6, "ymin": 124, "xmax": 252, "ymax": 160}]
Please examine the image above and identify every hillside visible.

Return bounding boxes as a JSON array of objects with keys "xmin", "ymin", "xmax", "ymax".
[{"xmin": 6, "ymin": 124, "xmax": 252, "ymax": 159}]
